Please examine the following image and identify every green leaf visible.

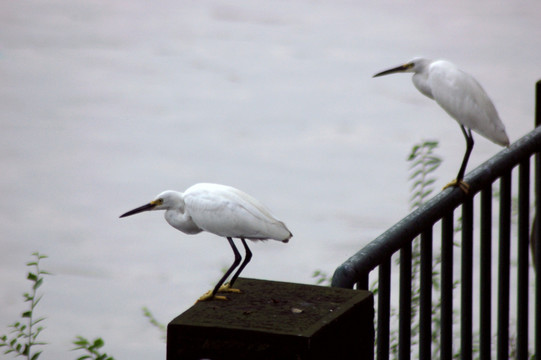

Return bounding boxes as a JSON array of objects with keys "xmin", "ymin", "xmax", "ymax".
[
  {"xmin": 410, "ymin": 179, "xmax": 424, "ymax": 190},
  {"xmin": 93, "ymin": 338, "xmax": 105, "ymax": 349},
  {"xmin": 31, "ymin": 350, "xmax": 42, "ymax": 360},
  {"xmin": 27, "ymin": 272, "xmax": 38, "ymax": 281},
  {"xmin": 32, "ymin": 317, "xmax": 45, "ymax": 326},
  {"xmin": 33, "ymin": 295, "xmax": 44, "ymax": 308},
  {"xmin": 33, "ymin": 326, "xmax": 45, "ymax": 340},
  {"xmin": 22, "ymin": 311, "xmax": 32, "ymax": 318},
  {"xmin": 408, "ymin": 169, "xmax": 423, "ymax": 180},
  {"xmin": 425, "ymin": 156, "xmax": 441, "ymax": 164},
  {"xmin": 426, "ymin": 164, "xmax": 440, "ymax": 173},
  {"xmin": 409, "ymin": 144, "xmax": 420, "ymax": 154},
  {"xmin": 33, "ymin": 278, "xmax": 44, "ymax": 290},
  {"xmin": 72, "ymin": 336, "xmax": 89, "ymax": 347}
]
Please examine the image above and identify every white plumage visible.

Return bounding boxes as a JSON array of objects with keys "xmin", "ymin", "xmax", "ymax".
[
  {"xmin": 374, "ymin": 58, "xmax": 510, "ymax": 191},
  {"xmin": 120, "ymin": 183, "xmax": 292, "ymax": 300},
  {"xmin": 182, "ymin": 183, "xmax": 291, "ymax": 241}
]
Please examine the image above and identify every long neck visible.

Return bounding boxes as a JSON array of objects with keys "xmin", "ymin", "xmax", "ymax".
[
  {"xmin": 164, "ymin": 208, "xmax": 202, "ymax": 235},
  {"xmin": 412, "ymin": 72, "xmax": 433, "ymax": 99}
]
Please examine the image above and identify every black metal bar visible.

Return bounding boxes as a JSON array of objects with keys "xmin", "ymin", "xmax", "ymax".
[
  {"xmin": 377, "ymin": 258, "xmax": 391, "ymax": 360},
  {"xmin": 461, "ymin": 196, "xmax": 473, "ymax": 360},
  {"xmin": 517, "ymin": 159, "xmax": 530, "ymax": 360},
  {"xmin": 497, "ymin": 170, "xmax": 511, "ymax": 360},
  {"xmin": 356, "ymin": 274, "xmax": 369, "ymax": 291},
  {"xmin": 399, "ymin": 244, "xmax": 411, "ymax": 360},
  {"xmin": 480, "ymin": 186, "xmax": 492, "ymax": 360},
  {"xmin": 331, "ymin": 126, "xmax": 541, "ymax": 289},
  {"xmin": 441, "ymin": 212, "xmax": 454, "ymax": 360},
  {"xmin": 536, "ymin": 79, "xmax": 541, "ymax": 127},
  {"xmin": 536, "ymin": 183, "xmax": 541, "ymax": 359},
  {"xmin": 534, "ymin": 80, "xmax": 541, "ymax": 360},
  {"xmin": 419, "ymin": 229, "xmax": 433, "ymax": 360}
]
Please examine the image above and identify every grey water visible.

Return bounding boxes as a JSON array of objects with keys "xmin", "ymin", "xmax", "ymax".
[{"xmin": 1, "ymin": 0, "xmax": 540, "ymax": 358}]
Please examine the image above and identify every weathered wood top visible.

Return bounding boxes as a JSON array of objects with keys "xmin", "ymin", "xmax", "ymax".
[{"xmin": 171, "ymin": 277, "xmax": 371, "ymax": 337}]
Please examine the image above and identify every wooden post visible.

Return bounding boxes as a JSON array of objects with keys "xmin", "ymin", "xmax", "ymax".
[{"xmin": 167, "ymin": 278, "xmax": 373, "ymax": 360}]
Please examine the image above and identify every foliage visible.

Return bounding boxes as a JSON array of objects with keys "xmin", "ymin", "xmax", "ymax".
[
  {"xmin": 311, "ymin": 270, "xmax": 331, "ymax": 286},
  {"xmin": 0, "ymin": 252, "xmax": 49, "ymax": 360},
  {"xmin": 0, "ymin": 252, "xmax": 116, "ymax": 360},
  {"xmin": 142, "ymin": 306, "xmax": 166, "ymax": 341},
  {"xmin": 408, "ymin": 140, "xmax": 441, "ymax": 209},
  {"xmin": 72, "ymin": 336, "xmax": 114, "ymax": 360}
]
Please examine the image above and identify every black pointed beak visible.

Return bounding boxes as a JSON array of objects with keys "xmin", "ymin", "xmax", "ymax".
[
  {"xmin": 373, "ymin": 64, "xmax": 410, "ymax": 78},
  {"xmin": 119, "ymin": 203, "xmax": 156, "ymax": 218}
]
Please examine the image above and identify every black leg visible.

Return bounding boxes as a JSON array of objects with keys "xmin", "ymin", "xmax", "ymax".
[
  {"xmin": 456, "ymin": 125, "xmax": 474, "ymax": 181},
  {"xmin": 228, "ymin": 238, "xmax": 252, "ymax": 287},
  {"xmin": 211, "ymin": 237, "xmax": 241, "ymax": 297}
]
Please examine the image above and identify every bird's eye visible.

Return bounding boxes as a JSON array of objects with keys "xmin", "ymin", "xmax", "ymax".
[{"xmin": 157, "ymin": 199, "xmax": 164, "ymax": 205}]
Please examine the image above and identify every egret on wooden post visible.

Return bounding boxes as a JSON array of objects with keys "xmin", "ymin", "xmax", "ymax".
[
  {"xmin": 373, "ymin": 58, "xmax": 510, "ymax": 192},
  {"xmin": 120, "ymin": 183, "xmax": 292, "ymax": 301}
]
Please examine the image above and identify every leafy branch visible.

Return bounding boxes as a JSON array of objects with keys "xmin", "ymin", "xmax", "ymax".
[
  {"xmin": 0, "ymin": 252, "xmax": 116, "ymax": 360},
  {"xmin": 408, "ymin": 140, "xmax": 441, "ymax": 209},
  {"xmin": 72, "ymin": 336, "xmax": 114, "ymax": 360},
  {"xmin": 311, "ymin": 270, "xmax": 331, "ymax": 286},
  {"xmin": 142, "ymin": 307, "xmax": 166, "ymax": 341},
  {"xmin": 0, "ymin": 252, "xmax": 49, "ymax": 360}
]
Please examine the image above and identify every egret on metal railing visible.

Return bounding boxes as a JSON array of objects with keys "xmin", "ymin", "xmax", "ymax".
[{"xmin": 332, "ymin": 80, "xmax": 541, "ymax": 360}]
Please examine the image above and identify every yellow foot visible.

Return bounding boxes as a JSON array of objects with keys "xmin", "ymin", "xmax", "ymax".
[
  {"xmin": 443, "ymin": 179, "xmax": 470, "ymax": 194},
  {"xmin": 196, "ymin": 290, "xmax": 229, "ymax": 302},
  {"xmin": 217, "ymin": 283, "xmax": 242, "ymax": 294}
]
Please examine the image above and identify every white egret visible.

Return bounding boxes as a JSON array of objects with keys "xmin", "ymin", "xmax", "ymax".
[
  {"xmin": 119, "ymin": 183, "xmax": 292, "ymax": 301},
  {"xmin": 373, "ymin": 58, "xmax": 510, "ymax": 192}
]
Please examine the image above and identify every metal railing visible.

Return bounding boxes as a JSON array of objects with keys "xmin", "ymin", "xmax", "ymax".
[{"xmin": 332, "ymin": 80, "xmax": 541, "ymax": 360}]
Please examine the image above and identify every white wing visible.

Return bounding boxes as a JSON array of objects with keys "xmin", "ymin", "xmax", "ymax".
[
  {"xmin": 183, "ymin": 183, "xmax": 292, "ymax": 241},
  {"xmin": 428, "ymin": 61, "xmax": 509, "ymax": 146}
]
